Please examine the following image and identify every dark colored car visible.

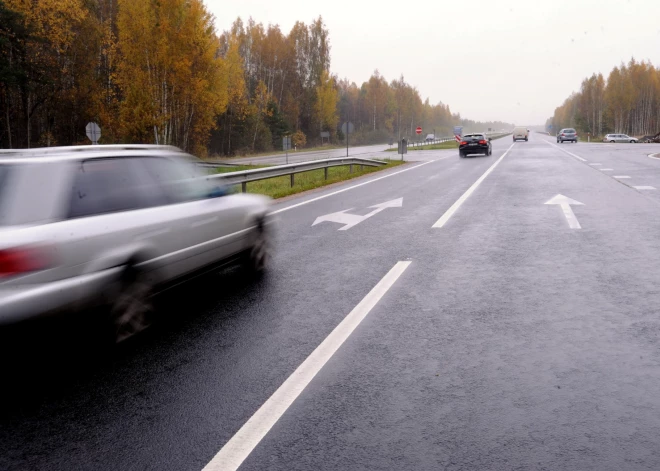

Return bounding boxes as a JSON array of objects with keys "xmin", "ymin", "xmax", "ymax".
[
  {"xmin": 557, "ymin": 128, "xmax": 578, "ymax": 143},
  {"xmin": 459, "ymin": 134, "xmax": 492, "ymax": 157}
]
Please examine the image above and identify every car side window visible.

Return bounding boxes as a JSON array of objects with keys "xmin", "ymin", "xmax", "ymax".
[
  {"xmin": 138, "ymin": 157, "xmax": 210, "ymax": 204},
  {"xmin": 68, "ymin": 158, "xmax": 156, "ymax": 219}
]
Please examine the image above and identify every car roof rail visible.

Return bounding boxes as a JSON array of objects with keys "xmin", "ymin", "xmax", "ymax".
[{"xmin": 0, "ymin": 144, "xmax": 184, "ymax": 157}]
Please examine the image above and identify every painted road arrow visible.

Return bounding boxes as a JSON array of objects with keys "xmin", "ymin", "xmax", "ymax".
[
  {"xmin": 545, "ymin": 194, "xmax": 585, "ymax": 229},
  {"xmin": 312, "ymin": 198, "xmax": 403, "ymax": 231}
]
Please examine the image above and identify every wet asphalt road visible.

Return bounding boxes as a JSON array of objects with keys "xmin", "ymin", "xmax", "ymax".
[{"xmin": 3, "ymin": 134, "xmax": 660, "ymax": 470}]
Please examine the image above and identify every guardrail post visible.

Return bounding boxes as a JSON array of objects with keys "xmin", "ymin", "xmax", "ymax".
[
  {"xmin": 360, "ymin": 164, "xmax": 363, "ymax": 171},
  {"xmin": 350, "ymin": 164, "xmax": 353, "ymax": 173},
  {"xmin": 290, "ymin": 173, "xmax": 295, "ymax": 187},
  {"xmin": 242, "ymin": 182, "xmax": 247, "ymax": 193},
  {"xmin": 324, "ymin": 167, "xmax": 328, "ymax": 180}
]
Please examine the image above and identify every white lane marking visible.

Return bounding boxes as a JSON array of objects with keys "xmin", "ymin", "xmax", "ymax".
[
  {"xmin": 600, "ymin": 168, "xmax": 614, "ymax": 171},
  {"xmin": 271, "ymin": 159, "xmax": 442, "ymax": 215},
  {"xmin": 312, "ymin": 198, "xmax": 403, "ymax": 231},
  {"xmin": 614, "ymin": 176, "xmax": 631, "ymax": 179},
  {"xmin": 545, "ymin": 194, "xmax": 584, "ymax": 229},
  {"xmin": 648, "ymin": 153, "xmax": 660, "ymax": 160},
  {"xmin": 633, "ymin": 186, "xmax": 656, "ymax": 190},
  {"xmin": 203, "ymin": 261, "xmax": 412, "ymax": 471},
  {"xmin": 589, "ymin": 163, "xmax": 602, "ymax": 166},
  {"xmin": 432, "ymin": 144, "xmax": 514, "ymax": 228},
  {"xmin": 543, "ymin": 140, "xmax": 588, "ymax": 161}
]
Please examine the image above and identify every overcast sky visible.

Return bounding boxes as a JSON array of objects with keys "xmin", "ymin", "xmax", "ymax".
[{"xmin": 209, "ymin": 0, "xmax": 660, "ymax": 126}]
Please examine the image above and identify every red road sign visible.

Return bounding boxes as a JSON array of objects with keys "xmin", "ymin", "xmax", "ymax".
[{"xmin": 416, "ymin": 126, "xmax": 422, "ymax": 135}]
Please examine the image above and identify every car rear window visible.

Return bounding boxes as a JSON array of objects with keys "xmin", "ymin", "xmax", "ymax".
[
  {"xmin": 464, "ymin": 134, "xmax": 484, "ymax": 139},
  {"xmin": 565, "ymin": 129, "xmax": 576, "ymax": 133}
]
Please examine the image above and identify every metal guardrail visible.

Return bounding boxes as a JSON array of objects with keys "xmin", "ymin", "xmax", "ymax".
[{"xmin": 209, "ymin": 157, "xmax": 387, "ymax": 192}]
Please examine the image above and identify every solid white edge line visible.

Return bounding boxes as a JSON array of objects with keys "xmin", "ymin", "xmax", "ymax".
[
  {"xmin": 270, "ymin": 159, "xmax": 440, "ymax": 215},
  {"xmin": 432, "ymin": 144, "xmax": 514, "ymax": 228},
  {"xmin": 202, "ymin": 261, "xmax": 412, "ymax": 471},
  {"xmin": 542, "ymin": 139, "xmax": 588, "ymax": 162}
]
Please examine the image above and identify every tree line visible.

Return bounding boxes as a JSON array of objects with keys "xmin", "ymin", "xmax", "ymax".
[
  {"xmin": 548, "ymin": 59, "xmax": 660, "ymax": 138},
  {"xmin": 0, "ymin": 0, "xmax": 512, "ymax": 155}
]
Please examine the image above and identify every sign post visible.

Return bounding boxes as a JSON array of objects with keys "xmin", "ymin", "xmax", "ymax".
[
  {"xmin": 341, "ymin": 121, "xmax": 354, "ymax": 157},
  {"xmin": 398, "ymin": 138, "xmax": 408, "ymax": 161},
  {"xmin": 453, "ymin": 125, "xmax": 463, "ymax": 142},
  {"xmin": 283, "ymin": 136, "xmax": 292, "ymax": 164},
  {"xmin": 86, "ymin": 122, "xmax": 101, "ymax": 145}
]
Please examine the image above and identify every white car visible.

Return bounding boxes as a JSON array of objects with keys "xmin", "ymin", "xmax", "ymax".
[
  {"xmin": 0, "ymin": 145, "xmax": 273, "ymax": 341},
  {"xmin": 604, "ymin": 134, "xmax": 638, "ymax": 143}
]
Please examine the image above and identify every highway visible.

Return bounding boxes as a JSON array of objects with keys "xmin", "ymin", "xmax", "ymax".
[{"xmin": 3, "ymin": 133, "xmax": 660, "ymax": 470}]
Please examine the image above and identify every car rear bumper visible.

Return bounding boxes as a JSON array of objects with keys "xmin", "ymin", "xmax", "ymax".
[
  {"xmin": 459, "ymin": 145, "xmax": 489, "ymax": 154},
  {"xmin": 0, "ymin": 267, "xmax": 122, "ymax": 324},
  {"xmin": 513, "ymin": 136, "xmax": 527, "ymax": 140},
  {"xmin": 558, "ymin": 138, "xmax": 577, "ymax": 141}
]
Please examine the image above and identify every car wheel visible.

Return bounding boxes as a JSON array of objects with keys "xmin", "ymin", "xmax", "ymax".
[
  {"xmin": 610, "ymin": 140, "xmax": 615, "ymax": 143},
  {"xmin": 244, "ymin": 220, "xmax": 272, "ymax": 275},
  {"xmin": 630, "ymin": 140, "xmax": 635, "ymax": 143},
  {"xmin": 459, "ymin": 151, "xmax": 465, "ymax": 158},
  {"xmin": 110, "ymin": 267, "xmax": 154, "ymax": 343}
]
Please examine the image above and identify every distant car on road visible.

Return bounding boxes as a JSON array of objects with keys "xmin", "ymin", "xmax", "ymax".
[
  {"xmin": 513, "ymin": 127, "xmax": 528, "ymax": 142},
  {"xmin": 0, "ymin": 145, "xmax": 273, "ymax": 341},
  {"xmin": 425, "ymin": 134, "xmax": 435, "ymax": 142},
  {"xmin": 459, "ymin": 133, "xmax": 492, "ymax": 157},
  {"xmin": 557, "ymin": 128, "xmax": 578, "ymax": 143},
  {"xmin": 604, "ymin": 133, "xmax": 638, "ymax": 143}
]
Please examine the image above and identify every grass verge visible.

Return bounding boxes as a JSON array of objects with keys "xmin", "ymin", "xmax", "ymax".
[{"xmin": 218, "ymin": 159, "xmax": 407, "ymax": 199}]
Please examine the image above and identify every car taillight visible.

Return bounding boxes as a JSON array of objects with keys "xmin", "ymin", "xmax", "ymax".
[
  {"xmin": 0, "ymin": 247, "xmax": 50, "ymax": 278},
  {"xmin": 460, "ymin": 141, "xmax": 468, "ymax": 145},
  {"xmin": 561, "ymin": 133, "xmax": 565, "ymax": 136},
  {"xmin": 479, "ymin": 139, "xmax": 487, "ymax": 144}
]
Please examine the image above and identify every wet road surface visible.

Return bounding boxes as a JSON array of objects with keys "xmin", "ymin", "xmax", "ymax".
[{"xmin": 3, "ymin": 134, "xmax": 660, "ymax": 470}]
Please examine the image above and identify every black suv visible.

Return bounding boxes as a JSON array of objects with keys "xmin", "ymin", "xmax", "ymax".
[{"xmin": 459, "ymin": 134, "xmax": 492, "ymax": 157}]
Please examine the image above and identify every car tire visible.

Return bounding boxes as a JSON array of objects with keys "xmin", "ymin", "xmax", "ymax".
[
  {"xmin": 610, "ymin": 140, "xmax": 615, "ymax": 143},
  {"xmin": 459, "ymin": 151, "xmax": 465, "ymax": 158},
  {"xmin": 630, "ymin": 140, "xmax": 635, "ymax": 143},
  {"xmin": 110, "ymin": 266, "xmax": 155, "ymax": 343},
  {"xmin": 243, "ymin": 219, "xmax": 272, "ymax": 275}
]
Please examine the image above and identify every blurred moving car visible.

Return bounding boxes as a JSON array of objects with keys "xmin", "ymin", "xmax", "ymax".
[
  {"xmin": 425, "ymin": 134, "xmax": 435, "ymax": 142},
  {"xmin": 604, "ymin": 133, "xmax": 638, "ymax": 143},
  {"xmin": 459, "ymin": 133, "xmax": 492, "ymax": 157},
  {"xmin": 513, "ymin": 127, "xmax": 528, "ymax": 142},
  {"xmin": 557, "ymin": 128, "xmax": 578, "ymax": 143},
  {"xmin": 0, "ymin": 145, "xmax": 273, "ymax": 341}
]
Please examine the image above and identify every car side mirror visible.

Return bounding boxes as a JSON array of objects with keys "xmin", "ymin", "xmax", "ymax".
[{"xmin": 208, "ymin": 185, "xmax": 228, "ymax": 198}]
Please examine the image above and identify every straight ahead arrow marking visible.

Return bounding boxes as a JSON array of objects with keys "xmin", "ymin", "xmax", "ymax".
[{"xmin": 545, "ymin": 194, "xmax": 584, "ymax": 229}]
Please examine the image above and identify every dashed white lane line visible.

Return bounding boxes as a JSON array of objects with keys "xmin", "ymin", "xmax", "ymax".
[
  {"xmin": 614, "ymin": 176, "xmax": 631, "ymax": 179},
  {"xmin": 271, "ymin": 159, "xmax": 441, "ymax": 215},
  {"xmin": 203, "ymin": 261, "xmax": 412, "ymax": 471},
  {"xmin": 600, "ymin": 168, "xmax": 614, "ymax": 171},
  {"xmin": 432, "ymin": 144, "xmax": 515, "ymax": 228},
  {"xmin": 633, "ymin": 186, "xmax": 656, "ymax": 190},
  {"xmin": 590, "ymin": 163, "xmax": 602, "ymax": 166}
]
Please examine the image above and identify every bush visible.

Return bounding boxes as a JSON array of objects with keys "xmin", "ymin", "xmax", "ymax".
[{"xmin": 292, "ymin": 130, "xmax": 307, "ymax": 148}]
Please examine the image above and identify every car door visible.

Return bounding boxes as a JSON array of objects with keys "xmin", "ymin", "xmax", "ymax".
[
  {"xmin": 138, "ymin": 156, "xmax": 246, "ymax": 275},
  {"xmin": 54, "ymin": 157, "xmax": 183, "ymax": 284}
]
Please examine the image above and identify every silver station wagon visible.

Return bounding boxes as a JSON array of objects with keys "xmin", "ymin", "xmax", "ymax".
[{"xmin": 0, "ymin": 145, "xmax": 273, "ymax": 341}]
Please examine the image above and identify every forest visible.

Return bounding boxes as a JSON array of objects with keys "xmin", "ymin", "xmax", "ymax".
[
  {"xmin": 548, "ymin": 59, "xmax": 660, "ymax": 138},
  {"xmin": 0, "ymin": 0, "xmax": 512, "ymax": 156}
]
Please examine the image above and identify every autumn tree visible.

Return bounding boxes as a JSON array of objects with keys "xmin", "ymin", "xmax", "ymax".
[{"xmin": 116, "ymin": 0, "xmax": 227, "ymax": 154}]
